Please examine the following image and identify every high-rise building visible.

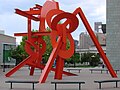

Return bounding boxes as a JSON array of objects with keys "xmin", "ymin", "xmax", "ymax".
[
  {"xmin": 106, "ymin": 0, "xmax": 120, "ymax": 71},
  {"xmin": 94, "ymin": 22, "xmax": 102, "ymax": 33},
  {"xmin": 79, "ymin": 32, "xmax": 93, "ymax": 49},
  {"xmin": 74, "ymin": 40, "xmax": 79, "ymax": 48},
  {"xmin": 79, "ymin": 31, "xmax": 106, "ymax": 49},
  {"xmin": 94, "ymin": 22, "xmax": 106, "ymax": 34},
  {"xmin": 96, "ymin": 33, "xmax": 106, "ymax": 45}
]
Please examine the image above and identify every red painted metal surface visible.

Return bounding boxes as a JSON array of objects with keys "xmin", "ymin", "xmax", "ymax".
[
  {"xmin": 6, "ymin": 0, "xmax": 117, "ymax": 84},
  {"xmin": 73, "ymin": 8, "xmax": 117, "ymax": 77},
  {"xmin": 5, "ymin": 0, "xmax": 77, "ymax": 78}
]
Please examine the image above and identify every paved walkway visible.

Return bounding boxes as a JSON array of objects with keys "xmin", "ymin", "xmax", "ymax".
[{"xmin": 0, "ymin": 67, "xmax": 120, "ymax": 90}]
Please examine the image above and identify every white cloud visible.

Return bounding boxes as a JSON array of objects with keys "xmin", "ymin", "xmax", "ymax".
[
  {"xmin": 0, "ymin": 0, "xmax": 106, "ymax": 42},
  {"xmin": 0, "ymin": 0, "xmax": 44, "ymax": 14},
  {"xmin": 16, "ymin": 37, "xmax": 22, "ymax": 45},
  {"xmin": 0, "ymin": 14, "xmax": 27, "ymax": 35},
  {"xmin": 88, "ymin": 1, "xmax": 106, "ymax": 23},
  {"xmin": 58, "ymin": 0, "xmax": 106, "ymax": 40}
]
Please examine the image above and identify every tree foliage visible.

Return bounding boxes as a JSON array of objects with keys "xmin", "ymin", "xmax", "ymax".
[
  {"xmin": 81, "ymin": 53, "xmax": 100, "ymax": 66},
  {"xmin": 42, "ymin": 35, "xmax": 52, "ymax": 64},
  {"xmin": 65, "ymin": 38, "xmax": 80, "ymax": 67},
  {"xmin": 10, "ymin": 28, "xmax": 80, "ymax": 66},
  {"xmin": 10, "ymin": 28, "xmax": 52, "ymax": 64},
  {"xmin": 10, "ymin": 44, "xmax": 27, "ymax": 65}
]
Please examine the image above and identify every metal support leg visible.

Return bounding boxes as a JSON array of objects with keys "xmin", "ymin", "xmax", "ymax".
[
  {"xmin": 99, "ymin": 83, "xmax": 101, "ymax": 89},
  {"xmin": 79, "ymin": 83, "xmax": 81, "ymax": 90},
  {"xmin": 116, "ymin": 81, "xmax": 118, "ymax": 88},
  {"xmin": 10, "ymin": 82, "xmax": 12, "ymax": 89},
  {"xmin": 69, "ymin": 70, "xmax": 70, "ymax": 72},
  {"xmin": 55, "ymin": 83, "xmax": 57, "ymax": 90},
  {"xmin": 32, "ymin": 83, "xmax": 34, "ymax": 90},
  {"xmin": 91, "ymin": 70, "xmax": 93, "ymax": 73}
]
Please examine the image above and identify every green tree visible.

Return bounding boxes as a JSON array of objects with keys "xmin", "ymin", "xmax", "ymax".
[
  {"xmin": 71, "ymin": 53, "xmax": 80, "ymax": 67},
  {"xmin": 42, "ymin": 35, "xmax": 52, "ymax": 64},
  {"xmin": 10, "ymin": 45, "xmax": 26, "ymax": 65},
  {"xmin": 81, "ymin": 53, "xmax": 100, "ymax": 66},
  {"xmin": 81, "ymin": 53, "xmax": 90, "ymax": 64},
  {"xmin": 10, "ymin": 29, "xmax": 52, "ymax": 65},
  {"xmin": 90, "ymin": 54, "xmax": 100, "ymax": 66},
  {"xmin": 19, "ymin": 36, "xmax": 28, "ymax": 58},
  {"xmin": 10, "ymin": 36, "xmax": 29, "ymax": 65}
]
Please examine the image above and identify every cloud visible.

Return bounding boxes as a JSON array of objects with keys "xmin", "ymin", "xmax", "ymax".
[
  {"xmin": 0, "ymin": 0, "xmax": 44, "ymax": 14},
  {"xmin": 0, "ymin": 14, "xmax": 27, "ymax": 35},
  {"xmin": 0, "ymin": 14, "xmax": 39, "ymax": 44},
  {"xmin": 58, "ymin": 0, "xmax": 106, "ymax": 40},
  {"xmin": 59, "ymin": 0, "xmax": 106, "ymax": 23},
  {"xmin": 0, "ymin": 0, "xmax": 106, "ymax": 43}
]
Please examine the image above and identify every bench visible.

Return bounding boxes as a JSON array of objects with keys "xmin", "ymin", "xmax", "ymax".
[
  {"xmin": 89, "ymin": 69, "xmax": 119, "ymax": 74},
  {"xmin": 67, "ymin": 68, "xmax": 82, "ymax": 73},
  {"xmin": 5, "ymin": 80, "xmax": 39, "ymax": 90},
  {"xmin": 89, "ymin": 69, "xmax": 103, "ymax": 74},
  {"xmin": 51, "ymin": 81, "xmax": 85, "ymax": 90},
  {"xmin": 94, "ymin": 80, "xmax": 120, "ymax": 89},
  {"xmin": 105, "ymin": 69, "xmax": 120, "ymax": 74}
]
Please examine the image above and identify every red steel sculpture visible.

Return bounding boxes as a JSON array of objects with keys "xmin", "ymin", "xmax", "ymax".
[{"xmin": 6, "ymin": 0, "xmax": 117, "ymax": 83}]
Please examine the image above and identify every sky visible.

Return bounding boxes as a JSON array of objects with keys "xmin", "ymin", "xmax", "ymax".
[{"xmin": 0, "ymin": 0, "xmax": 106, "ymax": 44}]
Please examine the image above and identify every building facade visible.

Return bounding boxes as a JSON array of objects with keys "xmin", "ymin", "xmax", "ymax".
[
  {"xmin": 0, "ymin": 33, "xmax": 16, "ymax": 66},
  {"xmin": 79, "ymin": 32, "xmax": 93, "ymax": 49},
  {"xmin": 79, "ymin": 32, "xmax": 106, "ymax": 49},
  {"xmin": 74, "ymin": 40, "xmax": 79, "ymax": 48},
  {"xmin": 106, "ymin": 0, "xmax": 120, "ymax": 70}
]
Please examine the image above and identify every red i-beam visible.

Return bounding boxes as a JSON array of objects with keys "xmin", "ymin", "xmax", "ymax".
[
  {"xmin": 73, "ymin": 7, "xmax": 117, "ymax": 77},
  {"xmin": 39, "ymin": 7, "xmax": 117, "ymax": 83}
]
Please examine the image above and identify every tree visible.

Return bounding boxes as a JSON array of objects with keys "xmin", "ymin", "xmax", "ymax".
[
  {"xmin": 81, "ymin": 53, "xmax": 90, "ymax": 64},
  {"xmin": 71, "ymin": 53, "xmax": 80, "ymax": 67},
  {"xmin": 10, "ymin": 36, "xmax": 29, "ymax": 65},
  {"xmin": 81, "ymin": 53, "xmax": 100, "ymax": 66},
  {"xmin": 90, "ymin": 54, "xmax": 100, "ymax": 66},
  {"xmin": 42, "ymin": 35, "xmax": 52, "ymax": 64},
  {"xmin": 10, "ymin": 27, "xmax": 80, "ymax": 66},
  {"xmin": 10, "ymin": 28, "xmax": 52, "ymax": 65},
  {"xmin": 19, "ymin": 36, "xmax": 28, "ymax": 58},
  {"xmin": 10, "ymin": 45, "xmax": 26, "ymax": 65}
]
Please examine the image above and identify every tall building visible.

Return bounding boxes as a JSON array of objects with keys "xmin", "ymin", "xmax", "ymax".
[
  {"xmin": 94, "ymin": 22, "xmax": 102, "ymax": 33},
  {"xmin": 74, "ymin": 40, "xmax": 79, "ymax": 48},
  {"xmin": 79, "ymin": 31, "xmax": 106, "ymax": 49},
  {"xmin": 106, "ymin": 0, "xmax": 120, "ymax": 71},
  {"xmin": 96, "ymin": 33, "xmax": 106, "ymax": 45},
  {"xmin": 79, "ymin": 32, "xmax": 93, "ymax": 49}
]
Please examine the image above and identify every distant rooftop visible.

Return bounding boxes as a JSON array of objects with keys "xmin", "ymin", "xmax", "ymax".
[{"xmin": 0, "ymin": 30, "xmax": 5, "ymax": 34}]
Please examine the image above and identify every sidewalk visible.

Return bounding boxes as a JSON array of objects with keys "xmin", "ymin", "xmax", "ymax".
[{"xmin": 0, "ymin": 67, "xmax": 120, "ymax": 90}]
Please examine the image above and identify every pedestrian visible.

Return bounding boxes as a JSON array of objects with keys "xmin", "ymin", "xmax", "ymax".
[{"xmin": 102, "ymin": 64, "xmax": 105, "ymax": 69}]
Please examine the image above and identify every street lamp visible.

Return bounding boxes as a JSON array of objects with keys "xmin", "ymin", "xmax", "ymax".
[{"xmin": 91, "ymin": 55, "xmax": 95, "ymax": 58}]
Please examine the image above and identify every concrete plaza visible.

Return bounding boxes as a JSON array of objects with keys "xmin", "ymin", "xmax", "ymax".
[{"xmin": 0, "ymin": 67, "xmax": 120, "ymax": 90}]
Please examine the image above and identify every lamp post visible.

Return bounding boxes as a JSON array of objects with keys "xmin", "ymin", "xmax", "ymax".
[{"xmin": 91, "ymin": 55, "xmax": 95, "ymax": 58}]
